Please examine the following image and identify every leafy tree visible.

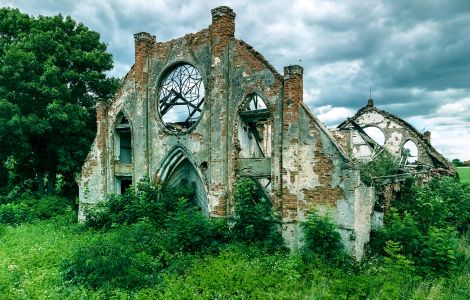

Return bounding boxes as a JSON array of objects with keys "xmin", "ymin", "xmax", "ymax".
[
  {"xmin": 452, "ymin": 159, "xmax": 463, "ymax": 167},
  {"xmin": 0, "ymin": 8, "xmax": 119, "ymax": 195}
]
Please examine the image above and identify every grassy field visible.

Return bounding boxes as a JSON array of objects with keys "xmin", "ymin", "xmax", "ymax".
[
  {"xmin": 457, "ymin": 167, "xmax": 470, "ymax": 183},
  {"xmin": 0, "ymin": 214, "xmax": 469, "ymax": 299}
]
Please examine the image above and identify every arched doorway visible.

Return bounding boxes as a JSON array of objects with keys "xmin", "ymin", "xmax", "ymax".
[{"xmin": 159, "ymin": 148, "xmax": 208, "ymax": 215}]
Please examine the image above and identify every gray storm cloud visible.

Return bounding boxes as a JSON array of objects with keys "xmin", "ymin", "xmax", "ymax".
[{"xmin": 2, "ymin": 0, "xmax": 469, "ymax": 160}]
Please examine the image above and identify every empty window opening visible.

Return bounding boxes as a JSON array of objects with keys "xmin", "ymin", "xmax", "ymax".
[
  {"xmin": 363, "ymin": 126, "xmax": 385, "ymax": 146},
  {"xmin": 158, "ymin": 64, "xmax": 205, "ymax": 132},
  {"xmin": 402, "ymin": 140, "xmax": 418, "ymax": 164},
  {"xmin": 238, "ymin": 94, "xmax": 272, "ymax": 194},
  {"xmin": 238, "ymin": 94, "xmax": 271, "ymax": 158},
  {"xmin": 116, "ymin": 115, "xmax": 132, "ymax": 163},
  {"xmin": 116, "ymin": 176, "xmax": 132, "ymax": 194}
]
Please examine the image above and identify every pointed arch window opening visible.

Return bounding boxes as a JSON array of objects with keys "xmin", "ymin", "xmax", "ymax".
[
  {"xmin": 161, "ymin": 150, "xmax": 209, "ymax": 216},
  {"xmin": 239, "ymin": 94, "xmax": 271, "ymax": 159},
  {"xmin": 238, "ymin": 94, "xmax": 272, "ymax": 194}
]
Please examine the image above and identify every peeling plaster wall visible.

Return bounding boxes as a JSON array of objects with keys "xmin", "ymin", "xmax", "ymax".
[
  {"xmin": 341, "ymin": 104, "xmax": 453, "ymax": 170},
  {"xmin": 78, "ymin": 6, "xmax": 376, "ymax": 258},
  {"xmin": 282, "ymin": 105, "xmax": 375, "ymax": 258}
]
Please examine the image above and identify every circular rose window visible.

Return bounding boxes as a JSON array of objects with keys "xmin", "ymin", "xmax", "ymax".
[{"xmin": 158, "ymin": 64, "xmax": 205, "ymax": 132}]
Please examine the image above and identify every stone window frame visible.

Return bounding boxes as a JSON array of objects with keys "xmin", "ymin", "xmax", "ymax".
[{"xmin": 155, "ymin": 62, "xmax": 207, "ymax": 135}]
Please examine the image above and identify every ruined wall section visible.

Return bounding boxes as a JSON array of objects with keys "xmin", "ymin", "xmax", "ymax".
[
  {"xmin": 78, "ymin": 100, "xmax": 109, "ymax": 219},
  {"xmin": 146, "ymin": 29, "xmax": 214, "ymax": 212},
  {"xmin": 229, "ymin": 39, "xmax": 284, "ymax": 210},
  {"xmin": 349, "ymin": 105, "xmax": 453, "ymax": 170},
  {"xmin": 294, "ymin": 105, "xmax": 375, "ymax": 258}
]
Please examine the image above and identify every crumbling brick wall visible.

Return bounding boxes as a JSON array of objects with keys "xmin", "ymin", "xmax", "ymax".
[{"xmin": 78, "ymin": 6, "xmax": 376, "ymax": 259}]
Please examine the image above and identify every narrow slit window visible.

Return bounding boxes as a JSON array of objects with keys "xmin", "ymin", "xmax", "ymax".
[{"xmin": 116, "ymin": 115, "xmax": 132, "ymax": 163}]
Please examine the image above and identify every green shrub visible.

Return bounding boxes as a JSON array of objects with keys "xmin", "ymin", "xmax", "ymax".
[
  {"xmin": 84, "ymin": 179, "xmax": 192, "ymax": 229},
  {"xmin": 230, "ymin": 177, "xmax": 284, "ymax": 250},
  {"xmin": 31, "ymin": 195, "xmax": 72, "ymax": 219},
  {"xmin": 300, "ymin": 212, "xmax": 347, "ymax": 263},
  {"xmin": 62, "ymin": 221, "xmax": 162, "ymax": 290},
  {"xmin": 371, "ymin": 209, "xmax": 460, "ymax": 276},
  {"xmin": 419, "ymin": 226, "xmax": 458, "ymax": 275},
  {"xmin": 0, "ymin": 194, "xmax": 72, "ymax": 225},
  {"xmin": 371, "ymin": 209, "xmax": 423, "ymax": 258},
  {"xmin": 160, "ymin": 198, "xmax": 229, "ymax": 254},
  {"xmin": 0, "ymin": 202, "xmax": 32, "ymax": 225}
]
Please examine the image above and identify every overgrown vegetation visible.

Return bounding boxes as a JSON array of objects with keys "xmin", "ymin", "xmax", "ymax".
[
  {"xmin": 359, "ymin": 152, "xmax": 399, "ymax": 185},
  {"xmin": 61, "ymin": 177, "xmax": 286, "ymax": 290},
  {"xmin": 230, "ymin": 177, "xmax": 284, "ymax": 251},
  {"xmin": 371, "ymin": 176, "xmax": 469, "ymax": 278},
  {"xmin": 0, "ymin": 193, "xmax": 73, "ymax": 225}
]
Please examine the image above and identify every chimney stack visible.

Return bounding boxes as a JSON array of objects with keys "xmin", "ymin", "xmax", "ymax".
[
  {"xmin": 211, "ymin": 6, "xmax": 236, "ymax": 38},
  {"xmin": 423, "ymin": 131, "xmax": 431, "ymax": 143}
]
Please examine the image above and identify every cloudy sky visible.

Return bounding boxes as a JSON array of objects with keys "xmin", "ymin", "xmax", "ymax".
[{"xmin": 2, "ymin": 0, "xmax": 470, "ymax": 160}]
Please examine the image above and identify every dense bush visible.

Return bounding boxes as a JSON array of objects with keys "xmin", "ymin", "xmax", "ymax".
[
  {"xmin": 64, "ymin": 181, "xmax": 230, "ymax": 289},
  {"xmin": 0, "ymin": 194, "xmax": 72, "ymax": 225},
  {"xmin": 230, "ymin": 177, "xmax": 284, "ymax": 250},
  {"xmin": 371, "ymin": 209, "xmax": 460, "ymax": 276},
  {"xmin": 0, "ymin": 202, "xmax": 32, "ymax": 225},
  {"xmin": 160, "ymin": 198, "xmax": 229, "ymax": 254},
  {"xmin": 85, "ymin": 179, "xmax": 191, "ymax": 229},
  {"xmin": 411, "ymin": 177, "xmax": 469, "ymax": 233},
  {"xmin": 300, "ymin": 212, "xmax": 346, "ymax": 263},
  {"xmin": 62, "ymin": 221, "xmax": 163, "ymax": 289}
]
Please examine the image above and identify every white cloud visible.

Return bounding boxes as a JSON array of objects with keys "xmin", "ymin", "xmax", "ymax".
[{"xmin": 313, "ymin": 105, "xmax": 355, "ymax": 126}]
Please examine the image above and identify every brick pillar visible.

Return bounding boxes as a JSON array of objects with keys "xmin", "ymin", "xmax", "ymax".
[
  {"xmin": 211, "ymin": 6, "xmax": 235, "ymax": 48},
  {"xmin": 208, "ymin": 6, "xmax": 236, "ymax": 216},
  {"xmin": 283, "ymin": 65, "xmax": 304, "ymax": 125},
  {"xmin": 134, "ymin": 32, "xmax": 155, "ymax": 180},
  {"xmin": 133, "ymin": 32, "xmax": 155, "ymax": 89},
  {"xmin": 281, "ymin": 65, "xmax": 303, "ymax": 247},
  {"xmin": 423, "ymin": 131, "xmax": 431, "ymax": 143}
]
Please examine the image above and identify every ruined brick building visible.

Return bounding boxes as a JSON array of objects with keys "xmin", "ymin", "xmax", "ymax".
[{"xmin": 78, "ymin": 6, "xmax": 453, "ymax": 259}]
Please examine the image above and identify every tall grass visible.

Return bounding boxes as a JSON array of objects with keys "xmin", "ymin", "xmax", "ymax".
[{"xmin": 0, "ymin": 215, "xmax": 468, "ymax": 299}]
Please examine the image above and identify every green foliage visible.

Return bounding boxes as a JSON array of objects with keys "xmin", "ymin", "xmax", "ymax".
[
  {"xmin": 160, "ymin": 198, "xmax": 229, "ymax": 254},
  {"xmin": 0, "ymin": 7, "xmax": 119, "ymax": 196},
  {"xmin": 372, "ymin": 209, "xmax": 460, "ymax": 276},
  {"xmin": 231, "ymin": 177, "xmax": 284, "ymax": 250},
  {"xmin": 359, "ymin": 152, "xmax": 399, "ymax": 186},
  {"xmin": 457, "ymin": 167, "xmax": 470, "ymax": 183},
  {"xmin": 0, "ymin": 216, "xmax": 469, "ymax": 298},
  {"xmin": 64, "ymin": 180, "xmax": 230, "ymax": 289},
  {"xmin": 395, "ymin": 177, "xmax": 470, "ymax": 233},
  {"xmin": 0, "ymin": 194, "xmax": 72, "ymax": 225},
  {"xmin": 62, "ymin": 221, "xmax": 163, "ymax": 290},
  {"xmin": 85, "ymin": 179, "xmax": 187, "ymax": 229},
  {"xmin": 300, "ymin": 212, "xmax": 346, "ymax": 263},
  {"xmin": 0, "ymin": 202, "xmax": 32, "ymax": 225},
  {"xmin": 420, "ymin": 227, "xmax": 458, "ymax": 275},
  {"xmin": 452, "ymin": 159, "xmax": 464, "ymax": 167}
]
